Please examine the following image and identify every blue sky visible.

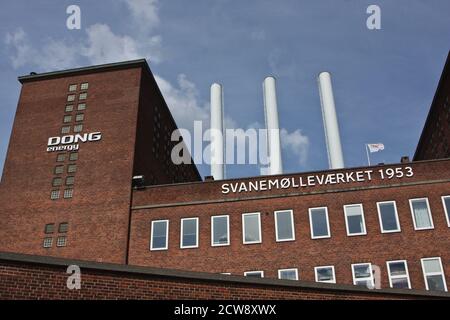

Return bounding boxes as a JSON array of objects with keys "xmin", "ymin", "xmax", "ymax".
[{"xmin": 0, "ymin": 0, "xmax": 449, "ymax": 180}]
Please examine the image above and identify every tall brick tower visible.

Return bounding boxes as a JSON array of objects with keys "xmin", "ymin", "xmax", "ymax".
[{"xmin": 0, "ymin": 60, "xmax": 201, "ymax": 264}]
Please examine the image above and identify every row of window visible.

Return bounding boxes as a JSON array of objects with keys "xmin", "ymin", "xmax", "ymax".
[
  {"xmin": 150, "ymin": 196, "xmax": 450, "ymax": 250},
  {"xmin": 43, "ymin": 222, "xmax": 69, "ymax": 248},
  {"xmin": 65, "ymin": 103, "xmax": 87, "ymax": 113},
  {"xmin": 238, "ymin": 257, "xmax": 447, "ymax": 292}
]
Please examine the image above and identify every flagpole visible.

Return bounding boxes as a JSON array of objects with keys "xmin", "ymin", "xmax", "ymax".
[{"xmin": 365, "ymin": 144, "xmax": 371, "ymax": 166}]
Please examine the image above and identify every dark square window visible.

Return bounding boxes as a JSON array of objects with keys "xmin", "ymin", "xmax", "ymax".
[
  {"xmin": 45, "ymin": 223, "xmax": 55, "ymax": 234},
  {"xmin": 69, "ymin": 152, "xmax": 78, "ymax": 161},
  {"xmin": 58, "ymin": 223, "xmax": 69, "ymax": 233}
]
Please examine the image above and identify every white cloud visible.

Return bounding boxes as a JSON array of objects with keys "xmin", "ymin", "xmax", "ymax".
[
  {"xmin": 122, "ymin": 0, "xmax": 160, "ymax": 32},
  {"xmin": 281, "ymin": 128, "xmax": 309, "ymax": 165}
]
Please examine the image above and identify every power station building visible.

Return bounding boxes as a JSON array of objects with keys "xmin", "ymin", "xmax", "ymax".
[{"xmin": 0, "ymin": 53, "xmax": 449, "ymax": 299}]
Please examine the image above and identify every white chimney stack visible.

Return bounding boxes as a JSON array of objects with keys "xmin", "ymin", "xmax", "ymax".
[
  {"xmin": 263, "ymin": 77, "xmax": 283, "ymax": 175},
  {"xmin": 210, "ymin": 83, "xmax": 225, "ymax": 180},
  {"xmin": 318, "ymin": 72, "xmax": 345, "ymax": 169}
]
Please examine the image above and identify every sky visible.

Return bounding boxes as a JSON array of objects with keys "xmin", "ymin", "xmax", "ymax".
[{"xmin": 0, "ymin": 0, "xmax": 449, "ymax": 180}]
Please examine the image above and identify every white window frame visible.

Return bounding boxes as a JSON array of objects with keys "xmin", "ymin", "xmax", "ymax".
[
  {"xmin": 274, "ymin": 209, "xmax": 295, "ymax": 242},
  {"xmin": 244, "ymin": 271, "xmax": 264, "ymax": 278},
  {"xmin": 150, "ymin": 220, "xmax": 169, "ymax": 251},
  {"xmin": 278, "ymin": 268, "xmax": 299, "ymax": 280},
  {"xmin": 180, "ymin": 217, "xmax": 199, "ymax": 249},
  {"xmin": 442, "ymin": 195, "xmax": 450, "ymax": 228},
  {"xmin": 308, "ymin": 207, "xmax": 331, "ymax": 239},
  {"xmin": 351, "ymin": 263, "xmax": 374, "ymax": 287},
  {"xmin": 409, "ymin": 198, "xmax": 434, "ymax": 230},
  {"xmin": 242, "ymin": 212, "xmax": 262, "ymax": 244},
  {"xmin": 344, "ymin": 204, "xmax": 367, "ymax": 236},
  {"xmin": 377, "ymin": 201, "xmax": 401, "ymax": 233},
  {"xmin": 314, "ymin": 266, "xmax": 336, "ymax": 283},
  {"xmin": 421, "ymin": 257, "xmax": 448, "ymax": 292},
  {"xmin": 386, "ymin": 260, "xmax": 411, "ymax": 289},
  {"xmin": 211, "ymin": 215, "xmax": 230, "ymax": 247}
]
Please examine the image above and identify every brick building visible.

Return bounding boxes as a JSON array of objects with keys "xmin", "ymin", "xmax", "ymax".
[{"xmin": 0, "ymin": 56, "xmax": 449, "ymax": 299}]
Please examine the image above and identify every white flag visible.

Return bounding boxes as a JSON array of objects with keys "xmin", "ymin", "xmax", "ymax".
[{"xmin": 367, "ymin": 143, "xmax": 385, "ymax": 153}]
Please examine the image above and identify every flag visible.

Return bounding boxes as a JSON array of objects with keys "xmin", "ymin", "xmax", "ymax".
[{"xmin": 367, "ymin": 143, "xmax": 385, "ymax": 153}]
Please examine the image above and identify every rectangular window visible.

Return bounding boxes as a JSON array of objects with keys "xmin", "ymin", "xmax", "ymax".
[
  {"xmin": 52, "ymin": 177, "xmax": 62, "ymax": 187},
  {"xmin": 309, "ymin": 207, "xmax": 331, "ymax": 239},
  {"xmin": 409, "ymin": 198, "xmax": 434, "ymax": 230},
  {"xmin": 150, "ymin": 220, "xmax": 169, "ymax": 250},
  {"xmin": 65, "ymin": 176, "xmax": 75, "ymax": 186},
  {"xmin": 63, "ymin": 115, "xmax": 72, "ymax": 123},
  {"xmin": 80, "ymin": 83, "xmax": 89, "ymax": 90},
  {"xmin": 69, "ymin": 84, "xmax": 77, "ymax": 92},
  {"xmin": 242, "ymin": 213, "xmax": 262, "ymax": 244},
  {"xmin": 67, "ymin": 94, "xmax": 76, "ymax": 102},
  {"xmin": 75, "ymin": 113, "xmax": 84, "ymax": 122},
  {"xmin": 56, "ymin": 236, "xmax": 67, "ymax": 247},
  {"xmin": 421, "ymin": 257, "xmax": 447, "ymax": 291},
  {"xmin": 387, "ymin": 260, "xmax": 411, "ymax": 289},
  {"xmin": 43, "ymin": 237, "xmax": 53, "ymax": 248},
  {"xmin": 63, "ymin": 189, "xmax": 73, "ymax": 199},
  {"xmin": 54, "ymin": 166, "xmax": 64, "ymax": 175},
  {"xmin": 57, "ymin": 153, "xmax": 66, "ymax": 162},
  {"xmin": 79, "ymin": 93, "xmax": 87, "ymax": 100},
  {"xmin": 274, "ymin": 210, "xmax": 295, "ymax": 242},
  {"xmin": 67, "ymin": 164, "xmax": 77, "ymax": 173},
  {"xmin": 344, "ymin": 204, "xmax": 367, "ymax": 236},
  {"xmin": 69, "ymin": 152, "xmax": 78, "ymax": 161},
  {"xmin": 180, "ymin": 217, "xmax": 199, "ymax": 249},
  {"xmin": 278, "ymin": 268, "xmax": 298, "ymax": 280},
  {"xmin": 50, "ymin": 190, "xmax": 60, "ymax": 200},
  {"xmin": 315, "ymin": 266, "xmax": 336, "ymax": 283},
  {"xmin": 377, "ymin": 201, "xmax": 401, "ymax": 233},
  {"xmin": 61, "ymin": 126, "xmax": 71, "ymax": 134},
  {"xmin": 77, "ymin": 103, "xmax": 86, "ymax": 111},
  {"xmin": 351, "ymin": 263, "xmax": 374, "ymax": 288},
  {"xmin": 211, "ymin": 215, "xmax": 230, "ymax": 246},
  {"xmin": 65, "ymin": 105, "xmax": 74, "ymax": 112},
  {"xmin": 58, "ymin": 223, "xmax": 69, "ymax": 233},
  {"xmin": 244, "ymin": 271, "xmax": 264, "ymax": 278},
  {"xmin": 74, "ymin": 124, "xmax": 83, "ymax": 133},
  {"xmin": 44, "ymin": 223, "xmax": 55, "ymax": 234},
  {"xmin": 442, "ymin": 196, "xmax": 450, "ymax": 227}
]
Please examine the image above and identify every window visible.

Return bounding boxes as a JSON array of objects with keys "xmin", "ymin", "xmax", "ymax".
[
  {"xmin": 278, "ymin": 268, "xmax": 298, "ymax": 280},
  {"xmin": 387, "ymin": 260, "xmax": 411, "ymax": 289},
  {"xmin": 180, "ymin": 218, "xmax": 198, "ymax": 248},
  {"xmin": 344, "ymin": 204, "xmax": 367, "ymax": 236},
  {"xmin": 211, "ymin": 215, "xmax": 229, "ymax": 246},
  {"xmin": 61, "ymin": 126, "xmax": 71, "ymax": 134},
  {"xmin": 43, "ymin": 237, "xmax": 53, "ymax": 248},
  {"xmin": 69, "ymin": 84, "xmax": 77, "ymax": 92},
  {"xmin": 80, "ymin": 83, "xmax": 89, "ymax": 90},
  {"xmin": 315, "ymin": 266, "xmax": 336, "ymax": 283},
  {"xmin": 244, "ymin": 271, "xmax": 264, "ymax": 278},
  {"xmin": 74, "ymin": 124, "xmax": 83, "ymax": 133},
  {"xmin": 63, "ymin": 115, "xmax": 72, "ymax": 123},
  {"xmin": 67, "ymin": 164, "xmax": 77, "ymax": 173},
  {"xmin": 421, "ymin": 257, "xmax": 447, "ymax": 291},
  {"xmin": 274, "ymin": 210, "xmax": 295, "ymax": 242},
  {"xmin": 377, "ymin": 201, "xmax": 401, "ymax": 233},
  {"xmin": 56, "ymin": 236, "xmax": 67, "ymax": 247},
  {"xmin": 63, "ymin": 189, "xmax": 73, "ymax": 199},
  {"xmin": 67, "ymin": 94, "xmax": 76, "ymax": 102},
  {"xmin": 52, "ymin": 177, "xmax": 62, "ymax": 187},
  {"xmin": 242, "ymin": 213, "xmax": 262, "ymax": 244},
  {"xmin": 44, "ymin": 223, "xmax": 55, "ymax": 234},
  {"xmin": 58, "ymin": 223, "xmax": 69, "ymax": 233},
  {"xmin": 409, "ymin": 198, "xmax": 434, "ymax": 230},
  {"xmin": 77, "ymin": 103, "xmax": 86, "ymax": 111},
  {"xmin": 351, "ymin": 263, "xmax": 374, "ymax": 288},
  {"xmin": 50, "ymin": 190, "xmax": 60, "ymax": 200},
  {"xmin": 442, "ymin": 196, "xmax": 450, "ymax": 227},
  {"xmin": 79, "ymin": 93, "xmax": 87, "ymax": 100},
  {"xmin": 66, "ymin": 176, "xmax": 75, "ymax": 186},
  {"xmin": 309, "ymin": 207, "xmax": 331, "ymax": 239},
  {"xmin": 150, "ymin": 220, "xmax": 169, "ymax": 250},
  {"xmin": 69, "ymin": 152, "xmax": 78, "ymax": 161},
  {"xmin": 57, "ymin": 153, "xmax": 66, "ymax": 162},
  {"xmin": 65, "ymin": 105, "xmax": 74, "ymax": 112},
  {"xmin": 54, "ymin": 166, "xmax": 64, "ymax": 175},
  {"xmin": 75, "ymin": 113, "xmax": 84, "ymax": 122}
]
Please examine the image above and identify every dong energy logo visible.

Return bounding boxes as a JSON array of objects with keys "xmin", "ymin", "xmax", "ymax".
[{"xmin": 46, "ymin": 132, "xmax": 102, "ymax": 152}]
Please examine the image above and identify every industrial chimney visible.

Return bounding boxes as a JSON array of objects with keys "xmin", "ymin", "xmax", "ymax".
[
  {"xmin": 263, "ymin": 77, "xmax": 283, "ymax": 175},
  {"xmin": 318, "ymin": 72, "xmax": 345, "ymax": 169},
  {"xmin": 210, "ymin": 83, "xmax": 225, "ymax": 180}
]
